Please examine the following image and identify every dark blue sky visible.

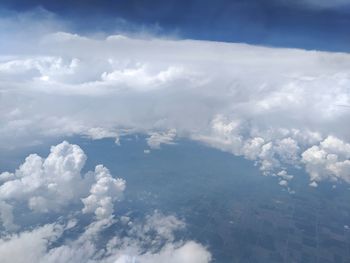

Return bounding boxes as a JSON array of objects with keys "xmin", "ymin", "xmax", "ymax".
[{"xmin": 1, "ymin": 0, "xmax": 350, "ymax": 52}]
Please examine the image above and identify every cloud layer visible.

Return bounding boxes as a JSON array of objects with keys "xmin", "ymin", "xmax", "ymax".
[{"xmin": 1, "ymin": 13, "xmax": 350, "ymax": 186}]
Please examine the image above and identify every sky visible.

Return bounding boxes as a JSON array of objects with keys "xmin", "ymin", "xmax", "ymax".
[
  {"xmin": 0, "ymin": 1, "xmax": 350, "ymax": 262},
  {"xmin": 1, "ymin": 0, "xmax": 350, "ymax": 51}
]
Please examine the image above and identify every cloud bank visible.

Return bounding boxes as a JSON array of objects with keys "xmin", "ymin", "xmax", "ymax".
[{"xmin": 1, "ymin": 12, "xmax": 350, "ymax": 186}]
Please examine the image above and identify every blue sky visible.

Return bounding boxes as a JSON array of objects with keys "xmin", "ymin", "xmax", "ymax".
[{"xmin": 1, "ymin": 0, "xmax": 350, "ymax": 51}]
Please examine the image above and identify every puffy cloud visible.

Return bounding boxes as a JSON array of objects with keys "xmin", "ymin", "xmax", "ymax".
[
  {"xmin": 146, "ymin": 129, "xmax": 177, "ymax": 149},
  {"xmin": 127, "ymin": 211, "xmax": 186, "ymax": 245},
  {"xmin": 84, "ymin": 127, "xmax": 120, "ymax": 144},
  {"xmin": 0, "ymin": 223, "xmax": 64, "ymax": 263},
  {"xmin": 143, "ymin": 211, "xmax": 185, "ymax": 240},
  {"xmin": 302, "ymin": 136, "xmax": 350, "ymax": 183},
  {"xmin": 196, "ymin": 116, "xmax": 301, "ymax": 175},
  {"xmin": 0, "ymin": 141, "xmax": 125, "ymax": 230},
  {"xmin": 0, "ymin": 142, "xmax": 87, "ymax": 212},
  {"xmin": 0, "ymin": 210, "xmax": 210, "ymax": 263},
  {"xmin": 0, "ymin": 201, "xmax": 17, "ymax": 231},
  {"xmin": 274, "ymin": 137, "xmax": 300, "ymax": 165},
  {"xmin": 113, "ymin": 241, "xmax": 211, "ymax": 263},
  {"xmin": 276, "ymin": 170, "xmax": 294, "ymax": 188},
  {"xmin": 309, "ymin": 181, "xmax": 318, "ymax": 188},
  {"xmin": 277, "ymin": 170, "xmax": 294, "ymax": 181},
  {"xmin": 0, "ymin": 219, "xmax": 211, "ymax": 263},
  {"xmin": 279, "ymin": 180, "xmax": 288, "ymax": 187},
  {"xmin": 0, "ymin": 142, "xmax": 210, "ymax": 262},
  {"xmin": 101, "ymin": 65, "xmax": 191, "ymax": 91},
  {"xmin": 194, "ymin": 115, "xmax": 243, "ymax": 155},
  {"xmin": 242, "ymin": 137, "xmax": 265, "ymax": 160},
  {"xmin": 97, "ymin": 211, "xmax": 211, "ymax": 263},
  {"xmin": 82, "ymin": 165, "xmax": 126, "ymax": 220}
]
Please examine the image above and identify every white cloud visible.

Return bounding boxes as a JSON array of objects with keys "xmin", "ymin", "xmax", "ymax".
[
  {"xmin": 276, "ymin": 170, "xmax": 294, "ymax": 187},
  {"xmin": 0, "ymin": 142, "xmax": 87, "ymax": 211},
  {"xmin": 82, "ymin": 165, "xmax": 126, "ymax": 220},
  {"xmin": 0, "ymin": 142, "xmax": 211, "ymax": 263},
  {"xmin": 302, "ymin": 136, "xmax": 350, "ymax": 184},
  {"xmin": 0, "ymin": 141, "xmax": 125, "ymax": 230},
  {"xmin": 274, "ymin": 137, "xmax": 300, "ymax": 165},
  {"xmin": 101, "ymin": 65, "xmax": 190, "ymax": 91},
  {"xmin": 242, "ymin": 137, "xmax": 265, "ymax": 160},
  {"xmin": 128, "ymin": 211, "xmax": 186, "ymax": 245},
  {"xmin": 195, "ymin": 117, "xmax": 301, "ymax": 175},
  {"xmin": 0, "ymin": 201, "xmax": 17, "ymax": 231},
  {"xmin": 0, "ymin": 209, "xmax": 210, "ymax": 263},
  {"xmin": 146, "ymin": 129, "xmax": 177, "ymax": 149},
  {"xmin": 279, "ymin": 180, "xmax": 288, "ymax": 187},
  {"xmin": 113, "ymin": 241, "xmax": 211, "ymax": 263},
  {"xmin": 277, "ymin": 170, "xmax": 294, "ymax": 181},
  {"xmin": 0, "ymin": 223, "xmax": 64, "ymax": 263},
  {"xmin": 1, "ymin": 13, "xmax": 350, "ymax": 185},
  {"xmin": 0, "ymin": 218, "xmax": 210, "ymax": 263},
  {"xmin": 84, "ymin": 127, "xmax": 120, "ymax": 143},
  {"xmin": 309, "ymin": 181, "xmax": 318, "ymax": 188}
]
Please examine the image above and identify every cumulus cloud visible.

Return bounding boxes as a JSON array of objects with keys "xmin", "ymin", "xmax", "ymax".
[
  {"xmin": 128, "ymin": 211, "xmax": 186, "ymax": 245},
  {"xmin": 302, "ymin": 136, "xmax": 350, "ymax": 184},
  {"xmin": 0, "ymin": 142, "xmax": 211, "ymax": 263},
  {"xmin": 276, "ymin": 170, "xmax": 294, "ymax": 188},
  {"xmin": 0, "ymin": 141, "xmax": 125, "ymax": 230},
  {"xmin": 309, "ymin": 181, "xmax": 318, "ymax": 188},
  {"xmin": 0, "ymin": 141, "xmax": 86, "ymax": 226},
  {"xmin": 84, "ymin": 127, "xmax": 120, "ymax": 144},
  {"xmin": 279, "ymin": 180, "xmax": 288, "ymax": 187},
  {"xmin": 0, "ymin": 213, "xmax": 210, "ymax": 263},
  {"xmin": 1, "ymin": 12, "xmax": 350, "ymax": 185},
  {"xmin": 112, "ymin": 241, "xmax": 211, "ymax": 263},
  {"xmin": 0, "ymin": 201, "xmax": 17, "ymax": 231},
  {"xmin": 0, "ymin": 204, "xmax": 210, "ymax": 263},
  {"xmin": 277, "ymin": 170, "xmax": 294, "ymax": 181},
  {"xmin": 0, "ymin": 223, "xmax": 64, "ymax": 263},
  {"xmin": 195, "ymin": 116, "xmax": 303, "ymax": 175},
  {"xmin": 146, "ymin": 129, "xmax": 177, "ymax": 149},
  {"xmin": 82, "ymin": 165, "xmax": 126, "ymax": 220}
]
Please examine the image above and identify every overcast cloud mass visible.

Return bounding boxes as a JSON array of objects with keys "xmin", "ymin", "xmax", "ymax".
[{"xmin": 1, "ymin": 11, "xmax": 350, "ymax": 184}]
